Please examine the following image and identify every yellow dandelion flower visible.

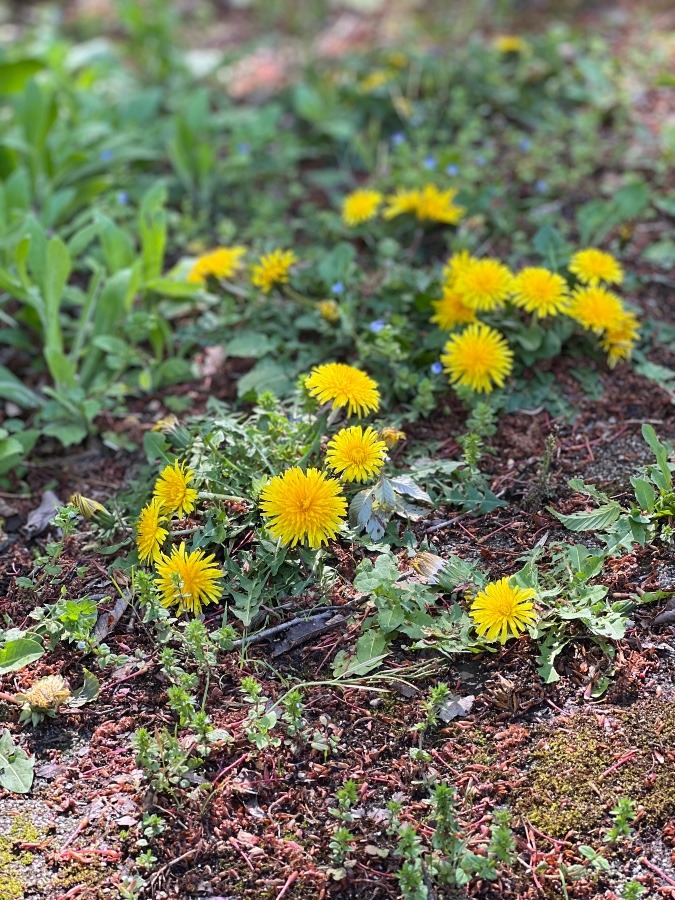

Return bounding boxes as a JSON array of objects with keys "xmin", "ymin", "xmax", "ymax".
[
  {"xmin": 601, "ymin": 310, "xmax": 640, "ymax": 367},
  {"xmin": 305, "ymin": 362, "xmax": 380, "ymax": 418},
  {"xmin": 440, "ymin": 322, "xmax": 514, "ymax": 394},
  {"xmin": 360, "ymin": 69, "xmax": 393, "ymax": 93},
  {"xmin": 511, "ymin": 267, "xmax": 570, "ymax": 317},
  {"xmin": 455, "ymin": 258, "xmax": 514, "ymax": 312},
  {"xmin": 260, "ymin": 467, "xmax": 347, "ymax": 548},
  {"xmin": 251, "ymin": 249, "xmax": 298, "ymax": 294},
  {"xmin": 136, "ymin": 498, "xmax": 169, "ymax": 563},
  {"xmin": 317, "ymin": 299, "xmax": 341, "ymax": 323},
  {"xmin": 470, "ymin": 577, "xmax": 537, "ymax": 643},
  {"xmin": 383, "ymin": 187, "xmax": 420, "ymax": 220},
  {"xmin": 414, "ymin": 184, "xmax": 465, "ymax": 225},
  {"xmin": 69, "ymin": 493, "xmax": 110, "ymax": 520},
  {"xmin": 153, "ymin": 460, "xmax": 198, "ymax": 519},
  {"xmin": 380, "ymin": 426, "xmax": 406, "ymax": 449},
  {"xmin": 188, "ymin": 246, "xmax": 246, "ymax": 284},
  {"xmin": 567, "ymin": 285, "xmax": 625, "ymax": 334},
  {"xmin": 342, "ymin": 189, "xmax": 383, "ymax": 227},
  {"xmin": 325, "ymin": 426, "xmax": 388, "ymax": 483},
  {"xmin": 17, "ymin": 675, "xmax": 71, "ymax": 711},
  {"xmin": 442, "ymin": 250, "xmax": 475, "ymax": 287},
  {"xmin": 494, "ymin": 35, "xmax": 529, "ymax": 54},
  {"xmin": 431, "ymin": 286, "xmax": 478, "ymax": 330},
  {"xmin": 568, "ymin": 248, "xmax": 624, "ymax": 286},
  {"xmin": 155, "ymin": 543, "xmax": 223, "ymax": 616}
]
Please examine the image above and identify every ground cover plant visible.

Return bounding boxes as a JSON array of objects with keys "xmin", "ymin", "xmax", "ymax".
[{"xmin": 1, "ymin": 0, "xmax": 675, "ymax": 898}]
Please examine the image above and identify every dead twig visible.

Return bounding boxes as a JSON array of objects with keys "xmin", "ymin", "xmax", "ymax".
[
  {"xmin": 641, "ymin": 857, "xmax": 675, "ymax": 888},
  {"xmin": 275, "ymin": 871, "xmax": 299, "ymax": 899}
]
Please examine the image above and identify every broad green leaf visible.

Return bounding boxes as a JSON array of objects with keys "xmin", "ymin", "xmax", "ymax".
[
  {"xmin": 642, "ymin": 424, "xmax": 672, "ymax": 491},
  {"xmin": 0, "ymin": 60, "xmax": 45, "ymax": 94},
  {"xmin": 630, "ymin": 476, "xmax": 657, "ymax": 512},
  {"xmin": 549, "ymin": 502, "xmax": 622, "ymax": 532},
  {"xmin": 0, "ymin": 637, "xmax": 43, "ymax": 674},
  {"xmin": 0, "ymin": 365, "xmax": 43, "ymax": 408},
  {"xmin": 0, "ymin": 729, "xmax": 34, "ymax": 794},
  {"xmin": 237, "ymin": 359, "xmax": 292, "ymax": 399}
]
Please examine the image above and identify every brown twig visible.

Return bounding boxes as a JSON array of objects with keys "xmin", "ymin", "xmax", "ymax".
[
  {"xmin": 275, "ymin": 871, "xmax": 299, "ymax": 899},
  {"xmin": 641, "ymin": 857, "xmax": 675, "ymax": 887}
]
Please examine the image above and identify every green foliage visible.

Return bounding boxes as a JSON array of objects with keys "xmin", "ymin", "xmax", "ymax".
[
  {"xmin": 0, "ymin": 730, "xmax": 34, "ymax": 794},
  {"xmin": 550, "ymin": 425, "xmax": 675, "ymax": 552},
  {"xmin": 390, "ymin": 784, "xmax": 515, "ymax": 895}
]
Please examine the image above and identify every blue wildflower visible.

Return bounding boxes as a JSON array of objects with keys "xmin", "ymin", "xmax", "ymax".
[
  {"xmin": 369, "ymin": 320, "xmax": 385, "ymax": 334},
  {"xmin": 431, "ymin": 361, "xmax": 443, "ymax": 375}
]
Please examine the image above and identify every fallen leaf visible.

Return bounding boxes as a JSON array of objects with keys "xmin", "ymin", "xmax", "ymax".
[
  {"xmin": 21, "ymin": 490, "xmax": 62, "ymax": 539},
  {"xmin": 439, "ymin": 694, "xmax": 475, "ymax": 723}
]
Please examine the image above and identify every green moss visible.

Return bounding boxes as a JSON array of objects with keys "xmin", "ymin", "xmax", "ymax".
[
  {"xmin": 0, "ymin": 874, "xmax": 23, "ymax": 900},
  {"xmin": 53, "ymin": 865, "xmax": 106, "ymax": 890},
  {"xmin": 516, "ymin": 697, "xmax": 675, "ymax": 838},
  {"xmin": 0, "ymin": 813, "xmax": 49, "ymax": 899}
]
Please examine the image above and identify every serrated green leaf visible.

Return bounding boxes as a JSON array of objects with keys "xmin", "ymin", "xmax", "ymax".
[{"xmin": 549, "ymin": 502, "xmax": 622, "ymax": 532}]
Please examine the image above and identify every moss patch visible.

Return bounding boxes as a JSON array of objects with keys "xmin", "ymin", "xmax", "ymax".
[
  {"xmin": 515, "ymin": 697, "xmax": 675, "ymax": 838},
  {"xmin": 0, "ymin": 814, "xmax": 46, "ymax": 900}
]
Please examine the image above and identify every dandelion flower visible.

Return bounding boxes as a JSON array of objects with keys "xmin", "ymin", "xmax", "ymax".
[
  {"xmin": 494, "ymin": 35, "xmax": 529, "ymax": 54},
  {"xmin": 251, "ymin": 249, "xmax": 298, "ymax": 294},
  {"xmin": 441, "ymin": 322, "xmax": 513, "ymax": 394},
  {"xmin": 317, "ymin": 299, "xmax": 341, "ymax": 322},
  {"xmin": 342, "ymin": 189, "xmax": 383, "ymax": 226},
  {"xmin": 413, "ymin": 184, "xmax": 465, "ymax": 225},
  {"xmin": 69, "ymin": 493, "xmax": 110, "ymax": 520},
  {"xmin": 136, "ymin": 498, "xmax": 169, "ymax": 563},
  {"xmin": 431, "ymin": 286, "xmax": 477, "ymax": 330},
  {"xmin": 188, "ymin": 246, "xmax": 246, "ymax": 284},
  {"xmin": 383, "ymin": 187, "xmax": 420, "ymax": 220},
  {"xmin": 153, "ymin": 460, "xmax": 198, "ymax": 519},
  {"xmin": 17, "ymin": 675, "xmax": 71, "ymax": 711},
  {"xmin": 569, "ymin": 248, "xmax": 624, "ymax": 286},
  {"xmin": 155, "ymin": 543, "xmax": 223, "ymax": 616},
  {"xmin": 360, "ymin": 69, "xmax": 393, "ymax": 92},
  {"xmin": 442, "ymin": 250, "xmax": 475, "ymax": 287},
  {"xmin": 601, "ymin": 310, "xmax": 640, "ymax": 367},
  {"xmin": 455, "ymin": 258, "xmax": 514, "ymax": 312},
  {"xmin": 260, "ymin": 467, "xmax": 347, "ymax": 548},
  {"xmin": 380, "ymin": 426, "xmax": 406, "ymax": 449},
  {"xmin": 567, "ymin": 285, "xmax": 625, "ymax": 334},
  {"xmin": 305, "ymin": 362, "xmax": 380, "ymax": 417},
  {"xmin": 325, "ymin": 426, "xmax": 387, "ymax": 483},
  {"xmin": 511, "ymin": 267, "xmax": 569, "ymax": 317},
  {"xmin": 470, "ymin": 577, "xmax": 537, "ymax": 643}
]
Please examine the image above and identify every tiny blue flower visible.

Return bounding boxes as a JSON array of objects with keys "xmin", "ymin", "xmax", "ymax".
[
  {"xmin": 423, "ymin": 155, "xmax": 437, "ymax": 170},
  {"xmin": 369, "ymin": 320, "xmax": 385, "ymax": 334},
  {"xmin": 445, "ymin": 164, "xmax": 459, "ymax": 176},
  {"xmin": 476, "ymin": 155, "xmax": 486, "ymax": 167},
  {"xmin": 77, "ymin": 641, "xmax": 87, "ymax": 650},
  {"xmin": 535, "ymin": 179, "xmax": 548, "ymax": 193},
  {"xmin": 518, "ymin": 137, "xmax": 532, "ymax": 152},
  {"xmin": 117, "ymin": 191, "xmax": 129, "ymax": 205},
  {"xmin": 392, "ymin": 132, "xmax": 405, "ymax": 146},
  {"xmin": 99, "ymin": 149, "xmax": 113, "ymax": 163},
  {"xmin": 331, "ymin": 281, "xmax": 345, "ymax": 294},
  {"xmin": 431, "ymin": 361, "xmax": 443, "ymax": 375},
  {"xmin": 237, "ymin": 142, "xmax": 250, "ymax": 155}
]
